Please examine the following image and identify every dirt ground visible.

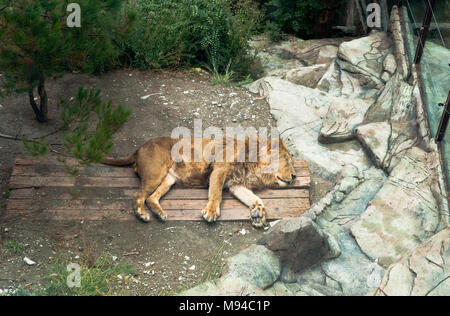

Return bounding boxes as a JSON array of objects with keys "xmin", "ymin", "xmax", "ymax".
[{"xmin": 0, "ymin": 69, "xmax": 332, "ymax": 295}]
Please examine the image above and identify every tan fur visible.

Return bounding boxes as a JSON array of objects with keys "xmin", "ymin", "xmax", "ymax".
[{"xmin": 102, "ymin": 136, "xmax": 296, "ymax": 227}]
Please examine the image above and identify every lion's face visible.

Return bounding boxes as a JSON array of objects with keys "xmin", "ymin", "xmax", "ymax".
[
  {"xmin": 275, "ymin": 145, "xmax": 296, "ymax": 187},
  {"xmin": 261, "ymin": 138, "xmax": 296, "ymax": 187}
]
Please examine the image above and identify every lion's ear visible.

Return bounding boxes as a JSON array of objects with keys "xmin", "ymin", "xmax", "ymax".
[{"xmin": 267, "ymin": 138, "xmax": 281, "ymax": 151}]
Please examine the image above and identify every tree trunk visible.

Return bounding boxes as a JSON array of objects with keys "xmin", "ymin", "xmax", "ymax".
[{"xmin": 28, "ymin": 80, "xmax": 48, "ymax": 123}]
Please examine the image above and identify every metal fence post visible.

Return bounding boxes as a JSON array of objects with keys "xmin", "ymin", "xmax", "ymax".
[
  {"xmin": 436, "ymin": 91, "xmax": 450, "ymax": 142},
  {"xmin": 413, "ymin": 0, "xmax": 435, "ymax": 64}
]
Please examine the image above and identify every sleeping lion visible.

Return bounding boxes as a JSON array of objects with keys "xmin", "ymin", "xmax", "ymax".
[{"xmin": 102, "ymin": 137, "xmax": 296, "ymax": 228}]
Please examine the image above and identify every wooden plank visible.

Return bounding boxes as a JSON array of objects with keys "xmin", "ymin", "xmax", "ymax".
[
  {"xmin": 6, "ymin": 157, "xmax": 311, "ymax": 222},
  {"xmin": 8, "ymin": 187, "xmax": 310, "ymax": 200},
  {"xmin": 3, "ymin": 207, "xmax": 303, "ymax": 222},
  {"xmin": 13, "ymin": 158, "xmax": 310, "ymax": 181},
  {"xmin": 6, "ymin": 197, "xmax": 309, "ymax": 212},
  {"xmin": 9, "ymin": 174, "xmax": 310, "ymax": 189},
  {"xmin": 12, "ymin": 164, "xmax": 137, "ymax": 178}
]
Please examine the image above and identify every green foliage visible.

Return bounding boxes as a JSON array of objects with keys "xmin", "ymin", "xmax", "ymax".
[
  {"xmin": 22, "ymin": 137, "xmax": 48, "ymax": 157},
  {"xmin": 20, "ymin": 87, "xmax": 131, "ymax": 168},
  {"xmin": 41, "ymin": 254, "xmax": 135, "ymax": 296},
  {"xmin": 0, "ymin": 0, "xmax": 133, "ymax": 121},
  {"xmin": 6, "ymin": 240, "xmax": 25, "ymax": 255},
  {"xmin": 265, "ymin": 0, "xmax": 323, "ymax": 40},
  {"xmin": 208, "ymin": 59, "xmax": 254, "ymax": 87},
  {"xmin": 2, "ymin": 188, "xmax": 14, "ymax": 199},
  {"xmin": 12, "ymin": 287, "xmax": 33, "ymax": 296},
  {"xmin": 124, "ymin": 0, "xmax": 262, "ymax": 79},
  {"xmin": 60, "ymin": 87, "xmax": 131, "ymax": 164},
  {"xmin": 0, "ymin": 0, "xmax": 129, "ymax": 90}
]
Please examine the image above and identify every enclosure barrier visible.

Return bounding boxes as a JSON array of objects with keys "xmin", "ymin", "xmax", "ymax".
[{"xmin": 401, "ymin": 0, "xmax": 450, "ymax": 193}]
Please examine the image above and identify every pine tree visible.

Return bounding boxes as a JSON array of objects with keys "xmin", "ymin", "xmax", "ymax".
[{"xmin": 0, "ymin": 0, "xmax": 129, "ymax": 122}]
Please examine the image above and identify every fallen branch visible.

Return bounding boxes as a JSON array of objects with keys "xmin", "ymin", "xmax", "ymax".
[
  {"xmin": 123, "ymin": 251, "xmax": 140, "ymax": 256},
  {"xmin": 0, "ymin": 133, "xmax": 20, "ymax": 141}
]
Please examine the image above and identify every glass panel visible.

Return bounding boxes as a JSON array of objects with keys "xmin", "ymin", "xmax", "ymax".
[
  {"xmin": 403, "ymin": 0, "xmax": 450, "ymax": 189},
  {"xmin": 404, "ymin": 0, "xmax": 428, "ymax": 62},
  {"xmin": 420, "ymin": 0, "xmax": 449, "ymax": 136},
  {"xmin": 420, "ymin": 0, "xmax": 450, "ymax": 188}
]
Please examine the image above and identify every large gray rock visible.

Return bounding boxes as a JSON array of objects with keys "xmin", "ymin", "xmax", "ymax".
[
  {"xmin": 351, "ymin": 147, "xmax": 445, "ymax": 268},
  {"xmin": 319, "ymin": 98, "xmax": 372, "ymax": 143},
  {"xmin": 179, "ymin": 245, "xmax": 281, "ymax": 296},
  {"xmin": 316, "ymin": 45, "xmax": 338, "ymax": 65},
  {"xmin": 317, "ymin": 31, "xmax": 393, "ymax": 101},
  {"xmin": 258, "ymin": 217, "xmax": 340, "ymax": 273},
  {"xmin": 356, "ymin": 73, "xmax": 419, "ymax": 171},
  {"xmin": 355, "ymin": 121, "xmax": 418, "ymax": 171},
  {"xmin": 317, "ymin": 59, "xmax": 382, "ymax": 101},
  {"xmin": 246, "ymin": 77, "xmax": 371, "ymax": 181},
  {"xmin": 337, "ymin": 31, "xmax": 393, "ymax": 79},
  {"xmin": 314, "ymin": 167, "xmax": 386, "ymax": 232},
  {"xmin": 383, "ymin": 53, "xmax": 397, "ymax": 76},
  {"xmin": 227, "ymin": 245, "xmax": 281, "ymax": 290},
  {"xmin": 297, "ymin": 167, "xmax": 387, "ymax": 296},
  {"xmin": 179, "ymin": 274, "xmax": 267, "ymax": 296},
  {"xmin": 281, "ymin": 64, "xmax": 328, "ymax": 88},
  {"xmin": 363, "ymin": 73, "xmax": 407, "ymax": 123},
  {"xmin": 375, "ymin": 228, "xmax": 450, "ymax": 296}
]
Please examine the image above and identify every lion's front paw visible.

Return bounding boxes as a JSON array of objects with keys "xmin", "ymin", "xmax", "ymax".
[
  {"xmin": 135, "ymin": 207, "xmax": 151, "ymax": 223},
  {"xmin": 201, "ymin": 205, "xmax": 220, "ymax": 223},
  {"xmin": 250, "ymin": 203, "xmax": 267, "ymax": 228}
]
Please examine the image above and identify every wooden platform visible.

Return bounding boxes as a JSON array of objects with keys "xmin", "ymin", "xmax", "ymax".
[{"xmin": 5, "ymin": 157, "xmax": 311, "ymax": 222}]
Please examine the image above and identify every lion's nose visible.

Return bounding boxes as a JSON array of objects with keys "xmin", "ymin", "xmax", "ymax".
[{"xmin": 291, "ymin": 174, "xmax": 297, "ymax": 180}]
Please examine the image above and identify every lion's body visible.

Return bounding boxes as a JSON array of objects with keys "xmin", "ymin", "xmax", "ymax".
[{"xmin": 102, "ymin": 137, "xmax": 296, "ymax": 227}]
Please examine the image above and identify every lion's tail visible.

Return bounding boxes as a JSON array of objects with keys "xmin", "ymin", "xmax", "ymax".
[{"xmin": 102, "ymin": 152, "xmax": 136, "ymax": 166}]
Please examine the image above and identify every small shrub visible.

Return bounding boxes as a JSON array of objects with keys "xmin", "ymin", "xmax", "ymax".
[
  {"xmin": 6, "ymin": 240, "xmax": 25, "ymax": 255},
  {"xmin": 123, "ymin": 0, "xmax": 263, "ymax": 79},
  {"xmin": 59, "ymin": 87, "xmax": 131, "ymax": 165},
  {"xmin": 20, "ymin": 87, "xmax": 131, "ymax": 171},
  {"xmin": 42, "ymin": 253, "xmax": 135, "ymax": 296}
]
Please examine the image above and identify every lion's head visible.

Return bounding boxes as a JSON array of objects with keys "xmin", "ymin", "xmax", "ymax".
[
  {"xmin": 254, "ymin": 138, "xmax": 296, "ymax": 188},
  {"xmin": 274, "ymin": 139, "xmax": 296, "ymax": 187}
]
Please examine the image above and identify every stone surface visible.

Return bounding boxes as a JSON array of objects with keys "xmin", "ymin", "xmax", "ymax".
[
  {"xmin": 389, "ymin": 6, "xmax": 410, "ymax": 81},
  {"xmin": 355, "ymin": 122, "xmax": 391, "ymax": 168},
  {"xmin": 250, "ymin": 36, "xmax": 353, "ymax": 77},
  {"xmin": 319, "ymin": 98, "xmax": 372, "ymax": 143},
  {"xmin": 227, "ymin": 245, "xmax": 281, "ymax": 290},
  {"xmin": 269, "ymin": 168, "xmax": 386, "ymax": 296},
  {"xmin": 316, "ymin": 45, "xmax": 339, "ymax": 65},
  {"xmin": 180, "ymin": 274, "xmax": 267, "ymax": 296},
  {"xmin": 246, "ymin": 77, "xmax": 371, "ymax": 181},
  {"xmin": 281, "ymin": 64, "xmax": 328, "ymax": 88},
  {"xmin": 356, "ymin": 73, "xmax": 419, "ymax": 171},
  {"xmin": 355, "ymin": 121, "xmax": 418, "ymax": 171},
  {"xmin": 351, "ymin": 147, "xmax": 445, "ymax": 268},
  {"xmin": 298, "ymin": 168, "xmax": 387, "ymax": 296},
  {"xmin": 375, "ymin": 228, "xmax": 450, "ymax": 296},
  {"xmin": 317, "ymin": 59, "xmax": 382, "ymax": 101},
  {"xmin": 181, "ymin": 245, "xmax": 281, "ymax": 295},
  {"xmin": 258, "ymin": 217, "xmax": 340, "ymax": 273},
  {"xmin": 317, "ymin": 31, "xmax": 393, "ymax": 102},
  {"xmin": 383, "ymin": 53, "xmax": 397, "ymax": 75},
  {"xmin": 381, "ymin": 71, "xmax": 391, "ymax": 82},
  {"xmin": 337, "ymin": 31, "xmax": 393, "ymax": 79}
]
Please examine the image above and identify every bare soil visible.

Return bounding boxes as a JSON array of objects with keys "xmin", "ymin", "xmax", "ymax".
[{"xmin": 0, "ymin": 69, "xmax": 332, "ymax": 295}]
